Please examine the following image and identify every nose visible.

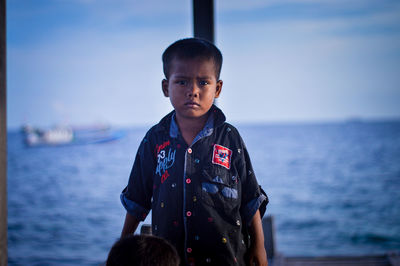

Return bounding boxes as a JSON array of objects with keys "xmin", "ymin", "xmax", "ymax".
[{"xmin": 186, "ymin": 82, "xmax": 199, "ymax": 98}]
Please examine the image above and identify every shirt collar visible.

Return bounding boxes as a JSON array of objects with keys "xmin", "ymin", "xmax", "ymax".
[
  {"xmin": 169, "ymin": 113, "xmax": 180, "ymax": 138},
  {"xmin": 169, "ymin": 112, "xmax": 215, "ymax": 143}
]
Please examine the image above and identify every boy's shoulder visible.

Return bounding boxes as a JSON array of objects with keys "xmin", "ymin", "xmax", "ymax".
[
  {"xmin": 214, "ymin": 121, "xmax": 246, "ymax": 148},
  {"xmin": 145, "ymin": 110, "xmax": 175, "ymax": 137},
  {"xmin": 208, "ymin": 105, "xmax": 242, "ymax": 136},
  {"xmin": 218, "ymin": 121, "xmax": 241, "ymax": 134}
]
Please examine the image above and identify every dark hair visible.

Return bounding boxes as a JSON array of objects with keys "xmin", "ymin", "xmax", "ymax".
[
  {"xmin": 162, "ymin": 38, "xmax": 223, "ymax": 80},
  {"xmin": 106, "ymin": 235, "xmax": 180, "ymax": 266}
]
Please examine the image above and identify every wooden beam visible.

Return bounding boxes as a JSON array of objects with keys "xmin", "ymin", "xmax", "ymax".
[
  {"xmin": 0, "ymin": 0, "xmax": 7, "ymax": 265},
  {"xmin": 192, "ymin": 0, "xmax": 214, "ymax": 43},
  {"xmin": 273, "ymin": 255, "xmax": 392, "ymax": 266},
  {"xmin": 140, "ymin": 224, "xmax": 152, "ymax": 235},
  {"xmin": 262, "ymin": 215, "xmax": 277, "ymax": 259}
]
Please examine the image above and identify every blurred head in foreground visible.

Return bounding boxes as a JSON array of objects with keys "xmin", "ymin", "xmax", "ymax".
[{"xmin": 106, "ymin": 234, "xmax": 180, "ymax": 266}]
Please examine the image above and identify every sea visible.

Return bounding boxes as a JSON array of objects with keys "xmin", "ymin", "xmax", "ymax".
[{"xmin": 7, "ymin": 121, "xmax": 400, "ymax": 265}]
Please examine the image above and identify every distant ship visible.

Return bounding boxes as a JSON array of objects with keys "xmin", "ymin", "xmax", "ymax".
[{"xmin": 22, "ymin": 124, "xmax": 126, "ymax": 147}]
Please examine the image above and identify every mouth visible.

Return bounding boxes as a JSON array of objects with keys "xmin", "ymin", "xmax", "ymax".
[{"xmin": 185, "ymin": 102, "xmax": 200, "ymax": 108}]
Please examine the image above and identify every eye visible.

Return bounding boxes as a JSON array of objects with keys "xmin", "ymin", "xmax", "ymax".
[
  {"xmin": 176, "ymin": 80, "xmax": 187, "ymax": 86},
  {"xmin": 199, "ymin": 80, "xmax": 209, "ymax": 86}
]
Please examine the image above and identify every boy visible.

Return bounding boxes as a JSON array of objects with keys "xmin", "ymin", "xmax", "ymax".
[
  {"xmin": 120, "ymin": 38, "xmax": 268, "ymax": 265},
  {"xmin": 106, "ymin": 234, "xmax": 180, "ymax": 266}
]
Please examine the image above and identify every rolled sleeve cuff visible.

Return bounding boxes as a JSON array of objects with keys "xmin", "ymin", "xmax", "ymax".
[
  {"xmin": 120, "ymin": 193, "xmax": 150, "ymax": 221},
  {"xmin": 242, "ymin": 194, "xmax": 268, "ymax": 226}
]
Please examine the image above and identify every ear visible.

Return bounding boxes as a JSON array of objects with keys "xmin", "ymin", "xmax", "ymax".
[
  {"xmin": 162, "ymin": 79, "xmax": 169, "ymax": 97},
  {"xmin": 214, "ymin": 80, "xmax": 223, "ymax": 98}
]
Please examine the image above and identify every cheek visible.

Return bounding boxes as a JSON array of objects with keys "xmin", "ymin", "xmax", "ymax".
[
  {"xmin": 169, "ymin": 89, "xmax": 184, "ymax": 104},
  {"xmin": 169, "ymin": 89, "xmax": 182, "ymax": 99},
  {"xmin": 203, "ymin": 89, "xmax": 217, "ymax": 99}
]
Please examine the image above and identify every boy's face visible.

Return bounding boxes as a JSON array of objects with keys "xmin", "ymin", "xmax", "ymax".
[{"xmin": 162, "ymin": 57, "xmax": 222, "ymax": 122}]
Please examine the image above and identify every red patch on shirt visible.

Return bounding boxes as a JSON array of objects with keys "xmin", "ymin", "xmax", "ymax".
[{"xmin": 212, "ymin": 144, "xmax": 232, "ymax": 169}]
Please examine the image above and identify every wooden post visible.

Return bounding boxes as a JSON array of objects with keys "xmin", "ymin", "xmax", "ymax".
[
  {"xmin": 262, "ymin": 215, "xmax": 276, "ymax": 259},
  {"xmin": 192, "ymin": 0, "xmax": 214, "ymax": 44},
  {"xmin": 140, "ymin": 224, "xmax": 152, "ymax": 235},
  {"xmin": 0, "ymin": 0, "xmax": 7, "ymax": 265},
  {"xmin": 388, "ymin": 251, "xmax": 400, "ymax": 266}
]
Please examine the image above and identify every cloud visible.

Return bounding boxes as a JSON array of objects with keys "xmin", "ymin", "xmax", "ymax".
[
  {"xmin": 55, "ymin": 0, "xmax": 191, "ymax": 23},
  {"xmin": 215, "ymin": 4, "xmax": 400, "ymax": 123},
  {"xmin": 217, "ymin": 0, "xmax": 400, "ymax": 12},
  {"xmin": 7, "ymin": 0, "xmax": 400, "ymax": 128},
  {"xmin": 7, "ymin": 23, "xmax": 188, "ymax": 127}
]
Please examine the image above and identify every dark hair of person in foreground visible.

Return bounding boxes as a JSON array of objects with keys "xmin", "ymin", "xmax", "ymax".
[{"xmin": 106, "ymin": 234, "xmax": 180, "ymax": 266}]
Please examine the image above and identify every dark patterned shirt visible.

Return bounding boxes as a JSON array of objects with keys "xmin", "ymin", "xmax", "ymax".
[{"xmin": 121, "ymin": 105, "xmax": 268, "ymax": 266}]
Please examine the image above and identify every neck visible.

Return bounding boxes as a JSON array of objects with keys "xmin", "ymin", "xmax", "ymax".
[{"xmin": 175, "ymin": 113, "xmax": 209, "ymax": 146}]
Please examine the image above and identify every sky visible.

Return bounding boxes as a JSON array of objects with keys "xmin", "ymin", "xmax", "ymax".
[{"xmin": 6, "ymin": 0, "xmax": 400, "ymax": 129}]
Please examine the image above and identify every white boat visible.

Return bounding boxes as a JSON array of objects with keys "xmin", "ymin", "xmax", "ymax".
[{"xmin": 22, "ymin": 125, "xmax": 125, "ymax": 147}]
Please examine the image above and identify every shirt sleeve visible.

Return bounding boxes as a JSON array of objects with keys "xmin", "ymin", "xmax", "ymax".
[
  {"xmin": 238, "ymin": 138, "xmax": 269, "ymax": 226},
  {"xmin": 120, "ymin": 133, "xmax": 155, "ymax": 221}
]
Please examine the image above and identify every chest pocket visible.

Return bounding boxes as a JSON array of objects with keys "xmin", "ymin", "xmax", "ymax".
[{"xmin": 201, "ymin": 167, "xmax": 240, "ymax": 212}]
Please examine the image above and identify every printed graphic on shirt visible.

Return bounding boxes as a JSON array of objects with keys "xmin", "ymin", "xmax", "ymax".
[
  {"xmin": 161, "ymin": 170, "xmax": 170, "ymax": 184},
  {"xmin": 212, "ymin": 144, "xmax": 232, "ymax": 169},
  {"xmin": 155, "ymin": 141, "xmax": 176, "ymax": 183},
  {"xmin": 155, "ymin": 140, "xmax": 170, "ymax": 155}
]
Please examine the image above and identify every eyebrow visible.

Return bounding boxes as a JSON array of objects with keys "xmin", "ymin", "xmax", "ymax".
[
  {"xmin": 173, "ymin": 75, "xmax": 213, "ymax": 80},
  {"xmin": 172, "ymin": 75, "xmax": 188, "ymax": 79}
]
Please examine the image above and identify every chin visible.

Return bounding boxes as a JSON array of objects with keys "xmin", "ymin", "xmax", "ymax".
[{"xmin": 183, "ymin": 111, "xmax": 207, "ymax": 119}]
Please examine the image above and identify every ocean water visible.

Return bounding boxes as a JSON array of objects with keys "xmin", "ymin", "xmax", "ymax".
[{"xmin": 7, "ymin": 121, "xmax": 400, "ymax": 265}]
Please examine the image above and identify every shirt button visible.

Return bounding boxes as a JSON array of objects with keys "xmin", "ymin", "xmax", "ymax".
[
  {"xmin": 186, "ymin": 178, "xmax": 191, "ymax": 184},
  {"xmin": 186, "ymin": 211, "xmax": 192, "ymax": 217},
  {"xmin": 187, "ymin": 148, "xmax": 192, "ymax": 154}
]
